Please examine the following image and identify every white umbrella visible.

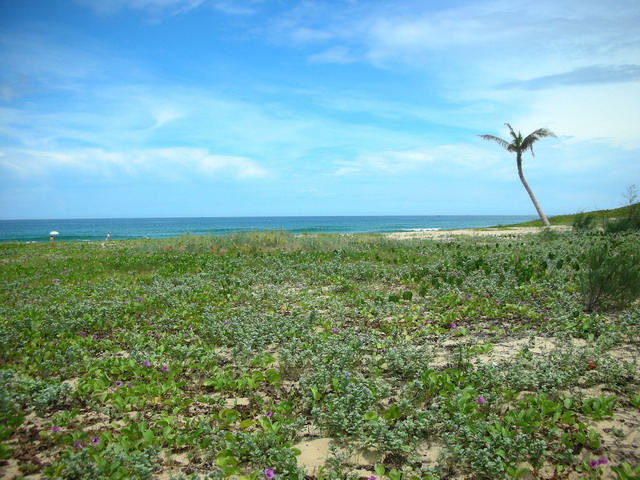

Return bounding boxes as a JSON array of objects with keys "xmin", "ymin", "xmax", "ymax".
[{"xmin": 49, "ymin": 231, "xmax": 59, "ymax": 235}]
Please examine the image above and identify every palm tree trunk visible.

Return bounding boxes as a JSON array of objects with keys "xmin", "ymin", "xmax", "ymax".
[{"xmin": 517, "ymin": 153, "xmax": 550, "ymax": 227}]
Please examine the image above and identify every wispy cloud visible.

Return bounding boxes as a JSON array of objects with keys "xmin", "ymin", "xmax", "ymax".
[
  {"xmin": 308, "ymin": 46, "xmax": 355, "ymax": 64},
  {"xmin": 500, "ymin": 65, "xmax": 640, "ymax": 90},
  {"xmin": 332, "ymin": 144, "xmax": 505, "ymax": 177},
  {"xmin": 74, "ymin": 0, "xmax": 207, "ymax": 17}
]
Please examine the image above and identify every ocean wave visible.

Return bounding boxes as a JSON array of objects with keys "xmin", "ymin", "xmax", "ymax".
[{"xmin": 400, "ymin": 228, "xmax": 441, "ymax": 232}]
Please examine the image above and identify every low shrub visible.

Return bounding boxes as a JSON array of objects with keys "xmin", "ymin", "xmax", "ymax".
[
  {"xmin": 578, "ymin": 238, "xmax": 640, "ymax": 311},
  {"xmin": 572, "ymin": 212, "xmax": 597, "ymax": 231}
]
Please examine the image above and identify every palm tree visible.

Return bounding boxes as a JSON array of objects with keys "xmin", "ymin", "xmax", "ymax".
[{"xmin": 480, "ymin": 123, "xmax": 556, "ymax": 227}]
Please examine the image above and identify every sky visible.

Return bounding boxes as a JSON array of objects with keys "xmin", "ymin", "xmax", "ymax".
[{"xmin": 1, "ymin": 0, "xmax": 639, "ymax": 219}]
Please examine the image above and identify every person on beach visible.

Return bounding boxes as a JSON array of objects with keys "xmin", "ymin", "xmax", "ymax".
[
  {"xmin": 49, "ymin": 234, "xmax": 54, "ymax": 243},
  {"xmin": 105, "ymin": 232, "xmax": 111, "ymax": 241}
]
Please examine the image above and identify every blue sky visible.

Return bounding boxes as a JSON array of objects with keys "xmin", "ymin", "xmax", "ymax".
[{"xmin": 1, "ymin": 0, "xmax": 639, "ymax": 219}]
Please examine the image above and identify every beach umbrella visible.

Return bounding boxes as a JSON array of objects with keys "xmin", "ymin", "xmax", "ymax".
[{"xmin": 49, "ymin": 231, "xmax": 59, "ymax": 236}]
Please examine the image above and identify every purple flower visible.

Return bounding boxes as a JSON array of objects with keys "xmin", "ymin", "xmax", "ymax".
[
  {"xmin": 78, "ymin": 331, "xmax": 87, "ymax": 337},
  {"xmin": 369, "ymin": 477, "xmax": 377, "ymax": 480},
  {"xmin": 161, "ymin": 365, "xmax": 168, "ymax": 372},
  {"xmin": 223, "ymin": 320, "xmax": 229, "ymax": 326},
  {"xmin": 264, "ymin": 411, "xmax": 273, "ymax": 418},
  {"xmin": 143, "ymin": 361, "xmax": 151, "ymax": 367},
  {"xmin": 52, "ymin": 278, "xmax": 60, "ymax": 284},
  {"xmin": 495, "ymin": 300, "xmax": 501, "ymax": 305},
  {"xmin": 127, "ymin": 382, "xmax": 133, "ymax": 388},
  {"xmin": 483, "ymin": 292, "xmax": 490, "ymax": 297},
  {"xmin": 518, "ymin": 301, "xmax": 523, "ymax": 305},
  {"xmin": 115, "ymin": 381, "xmax": 122, "ymax": 388},
  {"xmin": 137, "ymin": 297, "xmax": 143, "ymax": 302},
  {"xmin": 598, "ymin": 457, "xmax": 608, "ymax": 465},
  {"xmin": 477, "ymin": 395, "xmax": 486, "ymax": 405},
  {"xmin": 91, "ymin": 436, "xmax": 100, "ymax": 445},
  {"xmin": 449, "ymin": 322, "xmax": 457, "ymax": 329},
  {"xmin": 91, "ymin": 334, "xmax": 98, "ymax": 340},
  {"xmin": 50, "ymin": 426, "xmax": 61, "ymax": 433},
  {"xmin": 264, "ymin": 468, "xmax": 275, "ymax": 479},
  {"xmin": 331, "ymin": 328, "xmax": 337, "ymax": 333},
  {"xmin": 73, "ymin": 440, "xmax": 82, "ymax": 448},
  {"xmin": 543, "ymin": 317, "xmax": 549, "ymax": 322},
  {"xmin": 417, "ymin": 325, "xmax": 424, "ymax": 330},
  {"xmin": 146, "ymin": 320, "xmax": 152, "ymax": 325},
  {"xmin": 589, "ymin": 459, "xmax": 599, "ymax": 469}
]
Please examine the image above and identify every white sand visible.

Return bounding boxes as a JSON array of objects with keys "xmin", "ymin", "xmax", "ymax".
[{"xmin": 386, "ymin": 225, "xmax": 570, "ymax": 240}]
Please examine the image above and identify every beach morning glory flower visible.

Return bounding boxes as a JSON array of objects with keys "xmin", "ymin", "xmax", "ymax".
[
  {"xmin": 79, "ymin": 331, "xmax": 87, "ymax": 337},
  {"xmin": 161, "ymin": 365, "xmax": 168, "ymax": 372},
  {"xmin": 73, "ymin": 440, "xmax": 82, "ymax": 448},
  {"xmin": 127, "ymin": 382, "xmax": 133, "ymax": 388},
  {"xmin": 264, "ymin": 468, "xmax": 275, "ymax": 479},
  {"xmin": 598, "ymin": 457, "xmax": 608, "ymax": 465},
  {"xmin": 50, "ymin": 426, "xmax": 60, "ymax": 433},
  {"xmin": 589, "ymin": 459, "xmax": 599, "ymax": 469},
  {"xmin": 369, "ymin": 477, "xmax": 377, "ymax": 480},
  {"xmin": 91, "ymin": 437, "xmax": 100, "ymax": 445},
  {"xmin": 144, "ymin": 361, "xmax": 151, "ymax": 367},
  {"xmin": 449, "ymin": 322, "xmax": 457, "ymax": 329},
  {"xmin": 115, "ymin": 381, "xmax": 122, "ymax": 388},
  {"xmin": 477, "ymin": 395, "xmax": 486, "ymax": 405},
  {"xmin": 264, "ymin": 411, "xmax": 273, "ymax": 418}
]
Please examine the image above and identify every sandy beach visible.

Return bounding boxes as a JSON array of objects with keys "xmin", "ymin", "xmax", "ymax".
[{"xmin": 386, "ymin": 225, "xmax": 570, "ymax": 239}]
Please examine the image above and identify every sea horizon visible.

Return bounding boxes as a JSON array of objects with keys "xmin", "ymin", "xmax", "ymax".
[{"xmin": 0, "ymin": 215, "xmax": 538, "ymax": 243}]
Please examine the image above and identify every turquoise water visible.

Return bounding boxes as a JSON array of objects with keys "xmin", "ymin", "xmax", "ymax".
[{"xmin": 0, "ymin": 215, "xmax": 536, "ymax": 243}]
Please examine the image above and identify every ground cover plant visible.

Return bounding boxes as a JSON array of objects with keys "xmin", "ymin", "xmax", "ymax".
[{"xmin": 1, "ymin": 230, "xmax": 639, "ymax": 480}]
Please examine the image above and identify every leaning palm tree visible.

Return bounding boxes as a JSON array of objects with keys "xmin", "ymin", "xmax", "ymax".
[{"xmin": 480, "ymin": 123, "xmax": 556, "ymax": 227}]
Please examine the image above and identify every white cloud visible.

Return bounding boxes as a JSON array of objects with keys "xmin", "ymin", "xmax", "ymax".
[
  {"xmin": 308, "ymin": 46, "xmax": 355, "ymax": 64},
  {"xmin": 149, "ymin": 108, "xmax": 184, "ymax": 130},
  {"xmin": 515, "ymin": 83, "xmax": 640, "ymax": 149},
  {"xmin": 332, "ymin": 147, "xmax": 495, "ymax": 176},
  {"xmin": 75, "ymin": 0, "xmax": 207, "ymax": 16},
  {"xmin": 291, "ymin": 27, "xmax": 334, "ymax": 44},
  {"xmin": 0, "ymin": 147, "xmax": 269, "ymax": 180}
]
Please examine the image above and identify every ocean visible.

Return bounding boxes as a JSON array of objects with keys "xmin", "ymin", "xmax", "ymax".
[{"xmin": 0, "ymin": 215, "xmax": 536, "ymax": 243}]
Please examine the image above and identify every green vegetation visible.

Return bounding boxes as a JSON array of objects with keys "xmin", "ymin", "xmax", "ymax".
[
  {"xmin": 1, "ymin": 230, "xmax": 639, "ymax": 480},
  {"xmin": 509, "ymin": 202, "xmax": 640, "ymax": 228}
]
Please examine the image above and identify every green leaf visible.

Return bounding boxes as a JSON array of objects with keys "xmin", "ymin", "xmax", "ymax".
[
  {"xmin": 238, "ymin": 419, "xmax": 254, "ymax": 429},
  {"xmin": 142, "ymin": 429, "xmax": 154, "ymax": 445}
]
